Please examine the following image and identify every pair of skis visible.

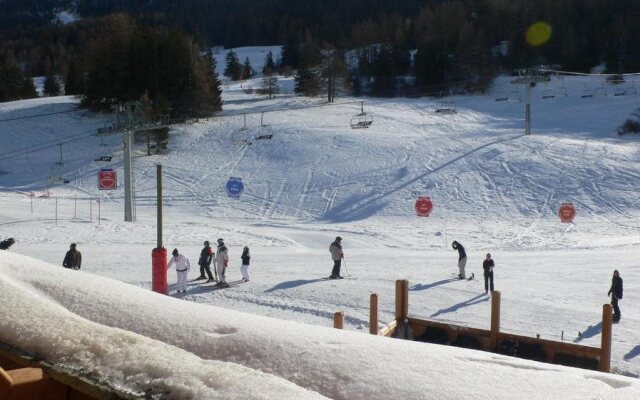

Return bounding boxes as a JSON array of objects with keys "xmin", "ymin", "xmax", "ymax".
[
  {"xmin": 452, "ymin": 272, "xmax": 475, "ymax": 281},
  {"xmin": 323, "ymin": 275, "xmax": 357, "ymax": 280}
]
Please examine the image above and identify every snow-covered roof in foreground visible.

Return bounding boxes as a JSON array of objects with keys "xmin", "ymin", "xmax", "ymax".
[{"xmin": 1, "ymin": 251, "xmax": 638, "ymax": 399}]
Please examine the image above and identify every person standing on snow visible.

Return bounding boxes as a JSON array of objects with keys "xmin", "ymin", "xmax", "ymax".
[
  {"xmin": 167, "ymin": 248, "xmax": 191, "ymax": 293},
  {"xmin": 240, "ymin": 246, "xmax": 251, "ymax": 282},
  {"xmin": 608, "ymin": 270, "xmax": 623, "ymax": 322},
  {"xmin": 197, "ymin": 241, "xmax": 215, "ymax": 282},
  {"xmin": 214, "ymin": 238, "xmax": 229, "ymax": 287},
  {"xmin": 482, "ymin": 253, "xmax": 495, "ymax": 293},
  {"xmin": 62, "ymin": 243, "xmax": 82, "ymax": 270},
  {"xmin": 452, "ymin": 240, "xmax": 467, "ymax": 279},
  {"xmin": 329, "ymin": 236, "xmax": 344, "ymax": 279}
]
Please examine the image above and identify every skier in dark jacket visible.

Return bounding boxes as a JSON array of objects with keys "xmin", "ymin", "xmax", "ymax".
[
  {"xmin": 197, "ymin": 241, "xmax": 215, "ymax": 282},
  {"xmin": 62, "ymin": 243, "xmax": 82, "ymax": 270},
  {"xmin": 240, "ymin": 246, "xmax": 251, "ymax": 282},
  {"xmin": 608, "ymin": 270, "xmax": 623, "ymax": 322},
  {"xmin": 329, "ymin": 236, "xmax": 344, "ymax": 279},
  {"xmin": 0, "ymin": 238, "xmax": 15, "ymax": 250},
  {"xmin": 482, "ymin": 253, "xmax": 495, "ymax": 293},
  {"xmin": 452, "ymin": 240, "xmax": 467, "ymax": 279}
]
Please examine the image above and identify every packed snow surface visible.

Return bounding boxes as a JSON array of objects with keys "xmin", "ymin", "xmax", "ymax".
[{"xmin": 1, "ymin": 48, "xmax": 640, "ymax": 397}]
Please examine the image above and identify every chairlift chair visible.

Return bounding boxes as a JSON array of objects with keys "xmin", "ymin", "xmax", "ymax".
[
  {"xmin": 494, "ymin": 86, "xmax": 509, "ymax": 102},
  {"xmin": 554, "ymin": 86, "xmax": 568, "ymax": 97},
  {"xmin": 435, "ymin": 100, "xmax": 457, "ymax": 114},
  {"xmin": 542, "ymin": 89, "xmax": 555, "ymax": 99},
  {"xmin": 613, "ymin": 87, "xmax": 626, "ymax": 96},
  {"xmin": 508, "ymin": 90, "xmax": 521, "ymax": 102},
  {"xmin": 350, "ymin": 102, "xmax": 373, "ymax": 129},
  {"xmin": 581, "ymin": 88, "xmax": 594, "ymax": 98}
]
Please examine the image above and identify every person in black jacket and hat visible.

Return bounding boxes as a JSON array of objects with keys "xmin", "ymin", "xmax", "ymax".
[
  {"xmin": 197, "ymin": 241, "xmax": 215, "ymax": 282},
  {"xmin": 482, "ymin": 253, "xmax": 495, "ymax": 293},
  {"xmin": 608, "ymin": 270, "xmax": 623, "ymax": 322},
  {"xmin": 329, "ymin": 236, "xmax": 344, "ymax": 279},
  {"xmin": 62, "ymin": 243, "xmax": 82, "ymax": 270}
]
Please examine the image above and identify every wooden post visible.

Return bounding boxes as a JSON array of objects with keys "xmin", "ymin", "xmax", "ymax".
[
  {"xmin": 600, "ymin": 304, "xmax": 613, "ymax": 372},
  {"xmin": 402, "ymin": 279, "xmax": 409, "ymax": 320},
  {"xmin": 490, "ymin": 291, "xmax": 501, "ymax": 349},
  {"xmin": 395, "ymin": 280, "xmax": 403, "ymax": 321},
  {"xmin": 395, "ymin": 279, "xmax": 409, "ymax": 322},
  {"xmin": 334, "ymin": 311, "xmax": 344, "ymax": 329},
  {"xmin": 370, "ymin": 293, "xmax": 378, "ymax": 334}
]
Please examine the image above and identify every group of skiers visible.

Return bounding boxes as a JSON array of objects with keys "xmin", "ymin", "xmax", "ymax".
[
  {"xmin": 167, "ymin": 238, "xmax": 251, "ymax": 292},
  {"xmin": 451, "ymin": 239, "xmax": 624, "ymax": 322},
  {"xmin": 0, "ymin": 235, "xmax": 626, "ymax": 322}
]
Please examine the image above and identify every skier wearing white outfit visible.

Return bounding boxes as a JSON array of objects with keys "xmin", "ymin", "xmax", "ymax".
[
  {"xmin": 240, "ymin": 246, "xmax": 251, "ymax": 282},
  {"xmin": 167, "ymin": 248, "xmax": 191, "ymax": 293},
  {"xmin": 214, "ymin": 238, "xmax": 229, "ymax": 287}
]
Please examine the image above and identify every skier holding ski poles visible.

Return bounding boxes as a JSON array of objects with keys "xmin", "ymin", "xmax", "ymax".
[{"xmin": 329, "ymin": 236, "xmax": 344, "ymax": 279}]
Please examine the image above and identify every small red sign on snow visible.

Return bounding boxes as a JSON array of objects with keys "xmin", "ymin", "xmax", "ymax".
[
  {"xmin": 415, "ymin": 196, "xmax": 433, "ymax": 217},
  {"xmin": 98, "ymin": 169, "xmax": 117, "ymax": 190},
  {"xmin": 558, "ymin": 202, "xmax": 575, "ymax": 223}
]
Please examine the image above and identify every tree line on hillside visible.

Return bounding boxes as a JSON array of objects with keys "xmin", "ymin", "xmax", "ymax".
[
  {"xmin": 0, "ymin": 14, "xmax": 223, "ymax": 118},
  {"xmin": 2, "ymin": 0, "xmax": 640, "ymax": 103}
]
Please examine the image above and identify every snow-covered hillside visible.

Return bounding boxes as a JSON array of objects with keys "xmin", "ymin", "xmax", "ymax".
[{"xmin": 1, "ymin": 49, "xmax": 640, "ymax": 395}]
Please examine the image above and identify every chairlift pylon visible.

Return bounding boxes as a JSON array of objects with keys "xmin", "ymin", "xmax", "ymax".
[
  {"xmin": 49, "ymin": 143, "xmax": 69, "ymax": 184},
  {"xmin": 350, "ymin": 101, "xmax": 373, "ymax": 129},
  {"xmin": 53, "ymin": 143, "xmax": 64, "ymax": 169}
]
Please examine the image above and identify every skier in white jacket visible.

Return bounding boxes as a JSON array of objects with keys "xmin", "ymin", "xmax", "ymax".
[
  {"xmin": 214, "ymin": 238, "xmax": 229, "ymax": 287},
  {"xmin": 167, "ymin": 248, "xmax": 191, "ymax": 293}
]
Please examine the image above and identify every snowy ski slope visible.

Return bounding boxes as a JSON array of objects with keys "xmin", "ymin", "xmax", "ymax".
[{"xmin": 1, "ymin": 49, "xmax": 640, "ymax": 380}]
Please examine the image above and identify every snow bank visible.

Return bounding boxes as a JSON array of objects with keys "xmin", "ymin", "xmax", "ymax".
[
  {"xmin": 0, "ymin": 253, "xmax": 327, "ymax": 399},
  {"xmin": 1, "ymin": 251, "xmax": 639, "ymax": 400}
]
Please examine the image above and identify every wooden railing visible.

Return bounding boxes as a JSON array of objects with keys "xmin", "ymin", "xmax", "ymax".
[
  {"xmin": 334, "ymin": 279, "xmax": 612, "ymax": 373},
  {"xmin": 0, "ymin": 342, "xmax": 135, "ymax": 399}
]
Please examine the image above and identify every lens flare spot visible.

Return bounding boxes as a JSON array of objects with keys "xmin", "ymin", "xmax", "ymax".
[{"xmin": 526, "ymin": 22, "xmax": 552, "ymax": 46}]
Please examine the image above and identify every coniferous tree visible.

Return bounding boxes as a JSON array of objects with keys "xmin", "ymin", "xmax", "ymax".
[
  {"xmin": 64, "ymin": 58, "xmax": 84, "ymax": 95},
  {"xmin": 280, "ymin": 38, "xmax": 300, "ymax": 71},
  {"xmin": 294, "ymin": 65, "xmax": 320, "ymax": 96},
  {"xmin": 262, "ymin": 51, "xmax": 275, "ymax": 74},
  {"xmin": 223, "ymin": 49, "xmax": 242, "ymax": 80},
  {"xmin": 260, "ymin": 67, "xmax": 279, "ymax": 99},
  {"xmin": 204, "ymin": 49, "xmax": 223, "ymax": 111},
  {"xmin": 320, "ymin": 47, "xmax": 349, "ymax": 102},
  {"xmin": 0, "ymin": 53, "xmax": 37, "ymax": 102},
  {"xmin": 293, "ymin": 32, "xmax": 322, "ymax": 97},
  {"xmin": 43, "ymin": 72, "xmax": 61, "ymax": 96},
  {"xmin": 241, "ymin": 57, "xmax": 253, "ymax": 80}
]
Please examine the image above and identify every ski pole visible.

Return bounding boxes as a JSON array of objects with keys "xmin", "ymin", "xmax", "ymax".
[{"xmin": 343, "ymin": 258, "xmax": 349, "ymax": 277}]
